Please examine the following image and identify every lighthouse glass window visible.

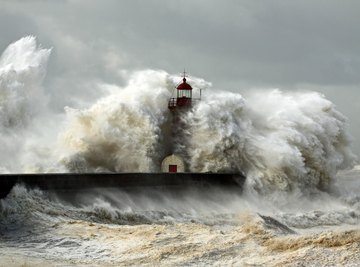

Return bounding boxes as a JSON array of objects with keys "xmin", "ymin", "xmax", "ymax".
[{"xmin": 177, "ymin": 90, "xmax": 192, "ymax": 98}]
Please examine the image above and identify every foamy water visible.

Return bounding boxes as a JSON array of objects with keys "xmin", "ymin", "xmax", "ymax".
[
  {"xmin": 1, "ymin": 168, "xmax": 360, "ymax": 266},
  {"xmin": 0, "ymin": 37, "xmax": 359, "ymax": 266}
]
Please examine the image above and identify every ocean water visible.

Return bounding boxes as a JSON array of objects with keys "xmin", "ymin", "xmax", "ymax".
[
  {"xmin": 1, "ymin": 167, "xmax": 360, "ymax": 266},
  {"xmin": 0, "ymin": 37, "xmax": 359, "ymax": 266}
]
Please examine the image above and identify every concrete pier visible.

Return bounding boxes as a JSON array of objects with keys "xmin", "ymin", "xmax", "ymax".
[{"xmin": 0, "ymin": 172, "xmax": 245, "ymax": 199}]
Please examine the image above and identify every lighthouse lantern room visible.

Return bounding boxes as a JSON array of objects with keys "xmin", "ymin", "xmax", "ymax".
[{"xmin": 168, "ymin": 71, "xmax": 193, "ymax": 110}]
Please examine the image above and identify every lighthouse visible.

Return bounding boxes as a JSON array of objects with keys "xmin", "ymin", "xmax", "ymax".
[
  {"xmin": 161, "ymin": 71, "xmax": 197, "ymax": 173},
  {"xmin": 0, "ymin": 69, "xmax": 245, "ymax": 199}
]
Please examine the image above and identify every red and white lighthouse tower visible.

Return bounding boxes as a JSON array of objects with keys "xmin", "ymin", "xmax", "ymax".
[{"xmin": 161, "ymin": 71, "xmax": 197, "ymax": 173}]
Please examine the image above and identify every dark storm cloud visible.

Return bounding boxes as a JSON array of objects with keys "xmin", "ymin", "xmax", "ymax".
[
  {"xmin": 1, "ymin": 0, "xmax": 359, "ymax": 155},
  {"xmin": 2, "ymin": 0, "xmax": 360, "ymax": 85}
]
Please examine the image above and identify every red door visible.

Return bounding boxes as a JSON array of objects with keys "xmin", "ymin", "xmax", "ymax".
[{"xmin": 169, "ymin": 165, "xmax": 177, "ymax": 173}]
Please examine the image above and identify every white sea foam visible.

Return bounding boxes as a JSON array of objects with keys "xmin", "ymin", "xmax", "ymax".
[{"xmin": 2, "ymin": 170, "xmax": 360, "ymax": 266}]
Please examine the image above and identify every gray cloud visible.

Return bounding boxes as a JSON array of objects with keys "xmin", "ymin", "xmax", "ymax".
[{"xmin": 1, "ymin": 0, "xmax": 359, "ymax": 156}]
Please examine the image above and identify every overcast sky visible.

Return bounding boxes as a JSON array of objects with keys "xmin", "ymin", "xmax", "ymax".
[{"xmin": 1, "ymin": 0, "xmax": 360, "ymax": 156}]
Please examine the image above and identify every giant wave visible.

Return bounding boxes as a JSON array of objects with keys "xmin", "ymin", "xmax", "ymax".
[{"xmin": 0, "ymin": 36, "xmax": 356, "ymax": 194}]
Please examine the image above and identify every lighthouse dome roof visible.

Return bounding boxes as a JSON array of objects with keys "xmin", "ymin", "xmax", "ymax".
[{"xmin": 177, "ymin": 78, "xmax": 192, "ymax": 90}]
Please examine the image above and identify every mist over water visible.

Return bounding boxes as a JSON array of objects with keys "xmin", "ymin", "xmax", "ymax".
[{"xmin": 1, "ymin": 36, "xmax": 360, "ymax": 266}]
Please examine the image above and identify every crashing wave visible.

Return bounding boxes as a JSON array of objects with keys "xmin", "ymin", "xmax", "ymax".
[{"xmin": 0, "ymin": 37, "xmax": 356, "ymax": 193}]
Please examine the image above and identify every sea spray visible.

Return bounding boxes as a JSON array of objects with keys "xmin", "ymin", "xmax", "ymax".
[
  {"xmin": 0, "ymin": 36, "xmax": 50, "ymax": 128},
  {"xmin": 58, "ymin": 70, "xmax": 174, "ymax": 172},
  {"xmin": 59, "ymin": 85, "xmax": 356, "ymax": 193},
  {"xmin": 0, "ymin": 36, "xmax": 52, "ymax": 173},
  {"xmin": 185, "ymin": 90, "xmax": 356, "ymax": 193},
  {"xmin": 0, "ymin": 37, "xmax": 356, "ymax": 194}
]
